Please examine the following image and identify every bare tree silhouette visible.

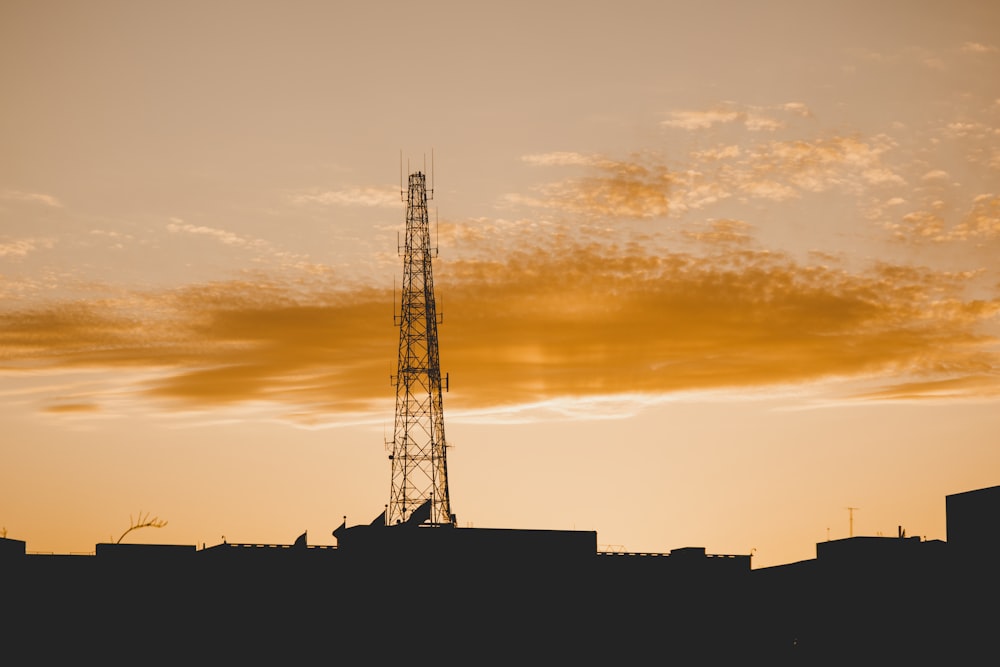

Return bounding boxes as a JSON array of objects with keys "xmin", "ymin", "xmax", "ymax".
[{"xmin": 115, "ymin": 512, "xmax": 168, "ymax": 544}]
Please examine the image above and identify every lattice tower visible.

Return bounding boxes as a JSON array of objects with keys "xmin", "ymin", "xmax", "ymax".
[{"xmin": 386, "ymin": 170, "xmax": 453, "ymax": 526}]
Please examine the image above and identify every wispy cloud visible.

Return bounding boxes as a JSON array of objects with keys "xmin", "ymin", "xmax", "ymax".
[
  {"xmin": 0, "ymin": 190, "xmax": 63, "ymax": 208},
  {"xmin": 661, "ymin": 108, "xmax": 742, "ymax": 130},
  {"xmin": 889, "ymin": 194, "xmax": 1000, "ymax": 243},
  {"xmin": 163, "ymin": 219, "xmax": 328, "ymax": 276},
  {"xmin": 962, "ymin": 42, "xmax": 997, "ymax": 54},
  {"xmin": 0, "ymin": 237, "xmax": 54, "ymax": 257},
  {"xmin": 953, "ymin": 194, "xmax": 1000, "ymax": 240},
  {"xmin": 921, "ymin": 170, "xmax": 950, "ymax": 183},
  {"xmin": 515, "ymin": 154, "xmax": 672, "ymax": 219},
  {"xmin": 681, "ymin": 219, "xmax": 755, "ymax": 246},
  {"xmin": 851, "ymin": 45, "xmax": 951, "ymax": 71},
  {"xmin": 43, "ymin": 402, "xmax": 101, "ymax": 414},
  {"xmin": 166, "ymin": 220, "xmax": 268, "ymax": 249},
  {"xmin": 860, "ymin": 374, "xmax": 1000, "ymax": 401},
  {"xmin": 290, "ymin": 186, "xmax": 400, "ymax": 207},
  {"xmin": 782, "ymin": 102, "xmax": 813, "ymax": 118},
  {"xmin": 745, "ymin": 135, "xmax": 904, "ymax": 194},
  {"xmin": 661, "ymin": 103, "xmax": 814, "ymax": 132},
  {"xmin": 522, "ymin": 152, "xmax": 605, "ymax": 167},
  {"xmin": 517, "ymin": 132, "xmax": 903, "ymax": 219}
]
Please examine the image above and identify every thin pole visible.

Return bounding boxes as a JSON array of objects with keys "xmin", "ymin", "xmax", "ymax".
[{"xmin": 846, "ymin": 507, "xmax": 859, "ymax": 537}]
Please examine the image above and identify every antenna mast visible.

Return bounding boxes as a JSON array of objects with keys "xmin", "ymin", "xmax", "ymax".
[
  {"xmin": 387, "ymin": 164, "xmax": 453, "ymax": 526},
  {"xmin": 846, "ymin": 507, "xmax": 859, "ymax": 537}
]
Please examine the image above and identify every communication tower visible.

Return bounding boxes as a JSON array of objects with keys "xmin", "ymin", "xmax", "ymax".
[{"xmin": 386, "ymin": 165, "xmax": 454, "ymax": 526}]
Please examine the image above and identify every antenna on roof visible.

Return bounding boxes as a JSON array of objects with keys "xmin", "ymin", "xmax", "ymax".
[{"xmin": 846, "ymin": 507, "xmax": 859, "ymax": 537}]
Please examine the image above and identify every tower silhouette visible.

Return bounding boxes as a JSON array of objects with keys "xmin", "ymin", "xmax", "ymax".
[{"xmin": 386, "ymin": 167, "xmax": 454, "ymax": 526}]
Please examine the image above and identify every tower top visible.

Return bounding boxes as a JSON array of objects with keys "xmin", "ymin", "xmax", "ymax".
[{"xmin": 400, "ymin": 149, "xmax": 434, "ymax": 202}]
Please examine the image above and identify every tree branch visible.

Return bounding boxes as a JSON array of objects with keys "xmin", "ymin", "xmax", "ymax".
[{"xmin": 115, "ymin": 511, "xmax": 168, "ymax": 544}]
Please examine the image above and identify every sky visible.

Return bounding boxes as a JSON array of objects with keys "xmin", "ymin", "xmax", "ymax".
[{"xmin": 1, "ymin": 0, "xmax": 999, "ymax": 569}]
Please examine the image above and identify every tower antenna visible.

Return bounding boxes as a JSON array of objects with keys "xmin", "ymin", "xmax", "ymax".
[
  {"xmin": 846, "ymin": 507, "xmax": 859, "ymax": 537},
  {"xmin": 386, "ymin": 159, "xmax": 453, "ymax": 526}
]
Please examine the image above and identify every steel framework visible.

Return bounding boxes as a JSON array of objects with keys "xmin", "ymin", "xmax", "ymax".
[{"xmin": 386, "ymin": 170, "xmax": 453, "ymax": 526}]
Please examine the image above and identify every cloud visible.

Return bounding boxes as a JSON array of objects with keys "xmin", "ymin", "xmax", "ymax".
[
  {"xmin": 860, "ymin": 374, "xmax": 1000, "ymax": 401},
  {"xmin": 163, "ymin": 220, "xmax": 326, "ymax": 275},
  {"xmin": 516, "ymin": 154, "xmax": 672, "ymax": 219},
  {"xmin": 693, "ymin": 145, "xmax": 741, "ymax": 161},
  {"xmin": 782, "ymin": 102, "xmax": 813, "ymax": 118},
  {"xmin": 736, "ymin": 134, "xmax": 904, "ymax": 198},
  {"xmin": 44, "ymin": 402, "xmax": 101, "ymax": 414},
  {"xmin": 661, "ymin": 103, "xmax": 813, "ymax": 132},
  {"xmin": 852, "ymin": 45, "xmax": 953, "ymax": 71},
  {"xmin": 2, "ymin": 240, "xmax": 998, "ymax": 423},
  {"xmin": 744, "ymin": 114, "xmax": 785, "ymax": 132},
  {"xmin": 894, "ymin": 210, "xmax": 946, "ymax": 241},
  {"xmin": 517, "ymin": 131, "xmax": 904, "ymax": 219},
  {"xmin": 522, "ymin": 152, "xmax": 604, "ymax": 167},
  {"xmin": 681, "ymin": 219, "xmax": 755, "ymax": 246},
  {"xmin": 662, "ymin": 109, "xmax": 742, "ymax": 130},
  {"xmin": 0, "ymin": 190, "xmax": 63, "ymax": 208},
  {"xmin": 945, "ymin": 122, "xmax": 987, "ymax": 138},
  {"xmin": 962, "ymin": 42, "xmax": 997, "ymax": 54},
  {"xmin": 290, "ymin": 186, "xmax": 400, "ymax": 207},
  {"xmin": 166, "ymin": 221, "xmax": 267, "ymax": 249},
  {"xmin": 890, "ymin": 194, "xmax": 1000, "ymax": 243},
  {"xmin": 921, "ymin": 170, "xmax": 950, "ymax": 182},
  {"xmin": 948, "ymin": 194, "xmax": 1000, "ymax": 241},
  {"xmin": 738, "ymin": 180, "xmax": 799, "ymax": 201},
  {"xmin": 420, "ymin": 245, "xmax": 1000, "ymax": 409},
  {"xmin": 0, "ymin": 238, "xmax": 54, "ymax": 257},
  {"xmin": 549, "ymin": 132, "xmax": 905, "ymax": 217},
  {"xmin": 0, "ymin": 284, "xmax": 395, "ymax": 421}
]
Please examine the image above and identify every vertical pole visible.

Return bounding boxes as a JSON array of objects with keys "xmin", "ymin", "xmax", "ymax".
[{"xmin": 846, "ymin": 507, "xmax": 858, "ymax": 537}]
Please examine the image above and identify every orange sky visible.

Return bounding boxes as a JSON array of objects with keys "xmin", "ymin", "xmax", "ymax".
[{"xmin": 2, "ymin": 1, "xmax": 999, "ymax": 568}]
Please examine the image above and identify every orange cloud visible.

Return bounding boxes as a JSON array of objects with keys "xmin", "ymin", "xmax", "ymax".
[
  {"xmin": 43, "ymin": 402, "xmax": 101, "ymax": 414},
  {"xmin": 0, "ymin": 190, "xmax": 63, "ymax": 208},
  {"xmin": 952, "ymin": 194, "xmax": 1000, "ymax": 240},
  {"xmin": 438, "ymin": 246, "xmax": 1000, "ymax": 409},
  {"xmin": 517, "ymin": 134, "xmax": 903, "ymax": 222},
  {"xmin": 0, "ymin": 284, "xmax": 395, "ymax": 420},
  {"xmin": 290, "ymin": 186, "xmax": 401, "ymax": 207},
  {"xmin": 746, "ymin": 135, "xmax": 903, "ymax": 194},
  {"xmin": 1, "ymin": 242, "xmax": 998, "ymax": 422},
  {"xmin": 660, "ymin": 103, "xmax": 813, "ymax": 133},
  {"xmin": 681, "ymin": 219, "xmax": 755, "ymax": 246},
  {"xmin": 0, "ymin": 238, "xmax": 54, "ymax": 258},
  {"xmin": 860, "ymin": 374, "xmax": 1000, "ymax": 400},
  {"xmin": 891, "ymin": 194, "xmax": 1000, "ymax": 243},
  {"xmin": 515, "ymin": 155, "xmax": 672, "ymax": 219}
]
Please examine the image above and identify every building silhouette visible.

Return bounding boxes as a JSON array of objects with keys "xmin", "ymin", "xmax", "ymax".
[{"xmin": 3, "ymin": 484, "xmax": 996, "ymax": 662}]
